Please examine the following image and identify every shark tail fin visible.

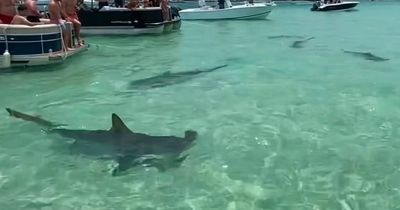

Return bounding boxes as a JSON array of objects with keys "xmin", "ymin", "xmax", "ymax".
[
  {"xmin": 184, "ymin": 130, "xmax": 198, "ymax": 142},
  {"xmin": 204, "ymin": 64, "xmax": 228, "ymax": 73},
  {"xmin": 5, "ymin": 108, "xmax": 59, "ymax": 128}
]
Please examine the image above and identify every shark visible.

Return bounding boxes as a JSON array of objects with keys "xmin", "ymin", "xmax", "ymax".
[
  {"xmin": 342, "ymin": 50, "xmax": 390, "ymax": 62},
  {"xmin": 128, "ymin": 64, "xmax": 228, "ymax": 89},
  {"xmin": 290, "ymin": 37, "xmax": 315, "ymax": 48},
  {"xmin": 5, "ymin": 108, "xmax": 198, "ymax": 176},
  {"xmin": 267, "ymin": 35, "xmax": 305, "ymax": 39}
]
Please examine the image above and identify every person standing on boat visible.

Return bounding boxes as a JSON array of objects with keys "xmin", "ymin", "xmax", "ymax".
[
  {"xmin": 98, "ymin": 0, "xmax": 109, "ymax": 9},
  {"xmin": 0, "ymin": 0, "xmax": 35, "ymax": 25},
  {"xmin": 63, "ymin": 0, "xmax": 83, "ymax": 46},
  {"xmin": 49, "ymin": 0, "xmax": 72, "ymax": 50},
  {"xmin": 161, "ymin": 0, "xmax": 170, "ymax": 20},
  {"xmin": 218, "ymin": 0, "xmax": 225, "ymax": 9}
]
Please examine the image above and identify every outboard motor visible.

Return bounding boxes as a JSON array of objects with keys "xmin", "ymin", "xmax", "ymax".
[
  {"xmin": 170, "ymin": 6, "xmax": 180, "ymax": 18},
  {"xmin": 311, "ymin": 3, "xmax": 318, "ymax": 11}
]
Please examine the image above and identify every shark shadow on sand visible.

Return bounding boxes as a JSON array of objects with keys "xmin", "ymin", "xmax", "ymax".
[
  {"xmin": 290, "ymin": 37, "xmax": 315, "ymax": 48},
  {"xmin": 5, "ymin": 108, "xmax": 197, "ymax": 176},
  {"xmin": 128, "ymin": 64, "xmax": 228, "ymax": 90},
  {"xmin": 342, "ymin": 49, "xmax": 390, "ymax": 62}
]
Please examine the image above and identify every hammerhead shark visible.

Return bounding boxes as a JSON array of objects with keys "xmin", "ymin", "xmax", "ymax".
[
  {"xmin": 342, "ymin": 50, "xmax": 390, "ymax": 62},
  {"xmin": 128, "ymin": 64, "xmax": 228, "ymax": 89},
  {"xmin": 290, "ymin": 37, "xmax": 315, "ymax": 48},
  {"xmin": 267, "ymin": 35, "xmax": 305, "ymax": 39},
  {"xmin": 5, "ymin": 108, "xmax": 197, "ymax": 176}
]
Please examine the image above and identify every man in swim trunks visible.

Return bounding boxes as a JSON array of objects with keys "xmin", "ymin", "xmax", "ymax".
[
  {"xmin": 0, "ymin": 0, "xmax": 34, "ymax": 25},
  {"xmin": 49, "ymin": 0, "xmax": 72, "ymax": 50},
  {"xmin": 63, "ymin": 0, "xmax": 83, "ymax": 46}
]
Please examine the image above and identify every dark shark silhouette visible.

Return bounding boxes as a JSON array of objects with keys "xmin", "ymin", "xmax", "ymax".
[
  {"xmin": 128, "ymin": 64, "xmax": 228, "ymax": 89},
  {"xmin": 5, "ymin": 108, "xmax": 197, "ymax": 176},
  {"xmin": 342, "ymin": 50, "xmax": 390, "ymax": 62},
  {"xmin": 290, "ymin": 37, "xmax": 315, "ymax": 48},
  {"xmin": 267, "ymin": 35, "xmax": 305, "ymax": 39}
]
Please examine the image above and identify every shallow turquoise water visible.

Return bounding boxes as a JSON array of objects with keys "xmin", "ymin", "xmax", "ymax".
[{"xmin": 1, "ymin": 1, "xmax": 400, "ymax": 209}]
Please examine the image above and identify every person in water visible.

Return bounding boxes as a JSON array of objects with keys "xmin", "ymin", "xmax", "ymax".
[
  {"xmin": 49, "ymin": 0, "xmax": 72, "ymax": 50},
  {"xmin": 62, "ymin": 0, "xmax": 83, "ymax": 46},
  {"xmin": 0, "ymin": 0, "xmax": 35, "ymax": 25}
]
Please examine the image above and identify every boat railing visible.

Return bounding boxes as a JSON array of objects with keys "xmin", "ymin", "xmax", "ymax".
[{"xmin": 0, "ymin": 23, "xmax": 75, "ymax": 55}]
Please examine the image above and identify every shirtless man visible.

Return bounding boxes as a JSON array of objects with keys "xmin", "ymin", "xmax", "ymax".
[
  {"xmin": 0, "ymin": 0, "xmax": 34, "ymax": 25},
  {"xmin": 48, "ymin": 0, "xmax": 72, "ymax": 50},
  {"xmin": 25, "ymin": 0, "xmax": 41, "ymax": 22},
  {"xmin": 62, "ymin": 0, "xmax": 82, "ymax": 45}
]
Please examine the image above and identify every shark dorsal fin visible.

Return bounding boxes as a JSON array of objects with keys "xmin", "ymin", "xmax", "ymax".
[{"xmin": 110, "ymin": 113, "xmax": 133, "ymax": 133}]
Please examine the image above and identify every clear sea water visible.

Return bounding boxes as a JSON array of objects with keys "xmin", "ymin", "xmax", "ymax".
[{"xmin": 1, "ymin": 1, "xmax": 400, "ymax": 209}]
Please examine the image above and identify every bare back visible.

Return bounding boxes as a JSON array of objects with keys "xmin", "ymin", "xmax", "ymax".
[
  {"xmin": 48, "ymin": 0, "xmax": 62, "ymax": 23},
  {"xmin": 0, "ymin": 0, "xmax": 17, "ymax": 16},
  {"xmin": 63, "ymin": 0, "xmax": 77, "ymax": 15},
  {"xmin": 25, "ymin": 0, "xmax": 40, "ymax": 16}
]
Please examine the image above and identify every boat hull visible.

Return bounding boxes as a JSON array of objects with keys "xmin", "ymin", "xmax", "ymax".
[
  {"xmin": 311, "ymin": 1, "xmax": 358, "ymax": 11},
  {"xmin": 0, "ymin": 24, "xmax": 87, "ymax": 70},
  {"xmin": 78, "ymin": 7, "xmax": 181, "ymax": 35},
  {"xmin": 179, "ymin": 3, "xmax": 274, "ymax": 20}
]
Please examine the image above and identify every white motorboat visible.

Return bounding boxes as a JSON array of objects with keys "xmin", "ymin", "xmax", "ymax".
[
  {"xmin": 179, "ymin": 0, "xmax": 276, "ymax": 20},
  {"xmin": 311, "ymin": 1, "xmax": 359, "ymax": 11}
]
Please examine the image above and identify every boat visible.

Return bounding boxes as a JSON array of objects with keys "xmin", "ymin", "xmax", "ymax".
[
  {"xmin": 310, "ymin": 0, "xmax": 359, "ymax": 11},
  {"xmin": 0, "ymin": 23, "xmax": 87, "ymax": 70},
  {"xmin": 77, "ymin": 1, "xmax": 182, "ymax": 35},
  {"xmin": 179, "ymin": 0, "xmax": 276, "ymax": 20}
]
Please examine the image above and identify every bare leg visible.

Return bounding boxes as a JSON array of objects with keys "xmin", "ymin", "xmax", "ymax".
[
  {"xmin": 71, "ymin": 19, "xmax": 82, "ymax": 45},
  {"xmin": 62, "ymin": 29, "xmax": 73, "ymax": 51},
  {"xmin": 11, "ymin": 16, "xmax": 34, "ymax": 26}
]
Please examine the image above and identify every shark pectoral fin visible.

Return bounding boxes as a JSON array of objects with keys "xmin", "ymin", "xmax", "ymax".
[
  {"xmin": 112, "ymin": 155, "xmax": 138, "ymax": 176},
  {"xmin": 175, "ymin": 154, "xmax": 189, "ymax": 166},
  {"xmin": 110, "ymin": 114, "xmax": 133, "ymax": 133},
  {"xmin": 152, "ymin": 154, "xmax": 189, "ymax": 172}
]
